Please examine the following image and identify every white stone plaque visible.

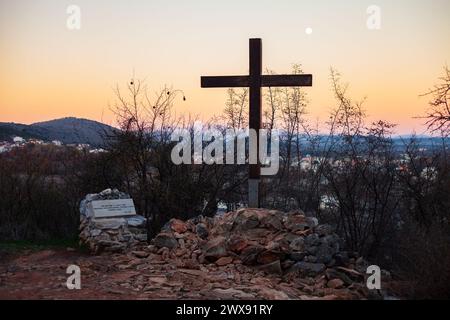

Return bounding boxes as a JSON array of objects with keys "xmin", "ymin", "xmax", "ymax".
[{"xmin": 89, "ymin": 199, "xmax": 136, "ymax": 218}]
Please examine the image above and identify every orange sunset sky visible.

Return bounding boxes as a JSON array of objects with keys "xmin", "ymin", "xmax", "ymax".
[{"xmin": 1, "ymin": 0, "xmax": 449, "ymax": 134}]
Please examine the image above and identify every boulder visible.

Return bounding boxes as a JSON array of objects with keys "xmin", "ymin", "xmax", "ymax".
[
  {"xmin": 203, "ymin": 236, "xmax": 228, "ymax": 262},
  {"xmin": 195, "ymin": 223, "xmax": 209, "ymax": 239},
  {"xmin": 154, "ymin": 233, "xmax": 178, "ymax": 249}
]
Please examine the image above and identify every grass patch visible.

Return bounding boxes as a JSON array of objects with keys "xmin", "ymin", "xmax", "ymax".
[{"xmin": 0, "ymin": 238, "xmax": 81, "ymax": 254}]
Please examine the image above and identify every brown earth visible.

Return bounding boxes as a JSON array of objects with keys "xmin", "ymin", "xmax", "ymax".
[{"xmin": 0, "ymin": 247, "xmax": 373, "ymax": 300}]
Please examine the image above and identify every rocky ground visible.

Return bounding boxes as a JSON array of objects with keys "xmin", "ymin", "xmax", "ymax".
[
  {"xmin": 0, "ymin": 247, "xmax": 378, "ymax": 300},
  {"xmin": 0, "ymin": 208, "xmax": 395, "ymax": 300}
]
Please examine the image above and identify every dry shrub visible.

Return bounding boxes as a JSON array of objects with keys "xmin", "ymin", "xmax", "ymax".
[{"xmin": 394, "ymin": 222, "xmax": 450, "ymax": 299}]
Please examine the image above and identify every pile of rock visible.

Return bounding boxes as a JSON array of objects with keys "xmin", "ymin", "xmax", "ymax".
[
  {"xmin": 79, "ymin": 189, "xmax": 147, "ymax": 254},
  {"xmin": 149, "ymin": 208, "xmax": 376, "ymax": 293}
]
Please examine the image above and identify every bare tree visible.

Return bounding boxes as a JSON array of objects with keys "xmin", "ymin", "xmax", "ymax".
[
  {"xmin": 423, "ymin": 66, "xmax": 450, "ymax": 135},
  {"xmin": 109, "ymin": 79, "xmax": 185, "ymax": 237},
  {"xmin": 320, "ymin": 69, "xmax": 399, "ymax": 259},
  {"xmin": 221, "ymin": 88, "xmax": 248, "ymax": 129}
]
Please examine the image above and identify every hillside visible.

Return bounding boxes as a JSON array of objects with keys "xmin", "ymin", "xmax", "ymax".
[{"xmin": 0, "ymin": 117, "xmax": 116, "ymax": 146}]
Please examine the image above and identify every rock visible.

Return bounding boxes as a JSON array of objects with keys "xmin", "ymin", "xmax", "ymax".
[
  {"xmin": 260, "ymin": 214, "xmax": 283, "ymax": 230},
  {"xmin": 258, "ymin": 260, "xmax": 282, "ymax": 275},
  {"xmin": 292, "ymin": 262, "xmax": 326, "ymax": 275},
  {"xmin": 315, "ymin": 243, "xmax": 334, "ymax": 264},
  {"xmin": 327, "ymin": 279, "xmax": 345, "ymax": 289},
  {"xmin": 195, "ymin": 223, "xmax": 209, "ymax": 239},
  {"xmin": 144, "ymin": 207, "xmax": 374, "ymax": 299},
  {"xmin": 281, "ymin": 260, "xmax": 295, "ymax": 270},
  {"xmin": 242, "ymin": 228, "xmax": 268, "ymax": 239},
  {"xmin": 93, "ymin": 218, "xmax": 126, "ymax": 230},
  {"xmin": 283, "ymin": 233, "xmax": 299, "ymax": 243},
  {"xmin": 97, "ymin": 240, "xmax": 125, "ymax": 252},
  {"xmin": 212, "ymin": 288, "xmax": 254, "ymax": 299},
  {"xmin": 305, "ymin": 217, "xmax": 319, "ymax": 228},
  {"xmin": 215, "ymin": 256, "xmax": 233, "ymax": 266},
  {"xmin": 336, "ymin": 267, "xmax": 364, "ymax": 280},
  {"xmin": 289, "ymin": 252, "xmax": 306, "ymax": 262},
  {"xmin": 132, "ymin": 251, "xmax": 150, "ymax": 258},
  {"xmin": 258, "ymin": 287, "xmax": 289, "ymax": 300},
  {"xmin": 305, "ymin": 233, "xmax": 320, "ymax": 246},
  {"xmin": 154, "ymin": 233, "xmax": 178, "ymax": 249},
  {"xmin": 126, "ymin": 215, "xmax": 146, "ymax": 228},
  {"xmin": 134, "ymin": 234, "xmax": 148, "ymax": 242},
  {"xmin": 257, "ymin": 250, "xmax": 283, "ymax": 265},
  {"xmin": 227, "ymin": 236, "xmax": 248, "ymax": 253},
  {"xmin": 178, "ymin": 238, "xmax": 185, "ymax": 249},
  {"xmin": 284, "ymin": 213, "xmax": 306, "ymax": 230},
  {"xmin": 325, "ymin": 269, "xmax": 353, "ymax": 286},
  {"xmin": 90, "ymin": 229, "xmax": 102, "ymax": 237},
  {"xmin": 290, "ymin": 223, "xmax": 310, "ymax": 232},
  {"xmin": 240, "ymin": 245, "xmax": 264, "ymax": 265},
  {"xmin": 168, "ymin": 219, "xmax": 188, "ymax": 234},
  {"xmin": 203, "ymin": 236, "xmax": 227, "ymax": 262},
  {"xmin": 315, "ymin": 224, "xmax": 334, "ymax": 237},
  {"xmin": 289, "ymin": 237, "xmax": 305, "ymax": 252},
  {"xmin": 265, "ymin": 240, "xmax": 281, "ymax": 251},
  {"xmin": 233, "ymin": 210, "xmax": 260, "ymax": 231}
]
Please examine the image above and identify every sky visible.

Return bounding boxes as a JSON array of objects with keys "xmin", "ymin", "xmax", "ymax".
[{"xmin": 0, "ymin": 0, "xmax": 449, "ymax": 134}]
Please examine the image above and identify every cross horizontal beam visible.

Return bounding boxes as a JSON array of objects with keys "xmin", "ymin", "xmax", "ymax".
[
  {"xmin": 201, "ymin": 76, "xmax": 249, "ymax": 88},
  {"xmin": 261, "ymin": 74, "xmax": 312, "ymax": 87},
  {"xmin": 201, "ymin": 74, "xmax": 312, "ymax": 88}
]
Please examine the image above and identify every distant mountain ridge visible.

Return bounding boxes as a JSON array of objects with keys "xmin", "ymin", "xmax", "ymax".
[
  {"xmin": 0, "ymin": 117, "xmax": 116, "ymax": 146},
  {"xmin": 1, "ymin": 117, "xmax": 447, "ymax": 151}
]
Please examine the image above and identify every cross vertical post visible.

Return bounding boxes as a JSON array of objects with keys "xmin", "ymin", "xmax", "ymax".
[
  {"xmin": 200, "ymin": 38, "xmax": 312, "ymax": 209},
  {"xmin": 248, "ymin": 38, "xmax": 262, "ymax": 208}
]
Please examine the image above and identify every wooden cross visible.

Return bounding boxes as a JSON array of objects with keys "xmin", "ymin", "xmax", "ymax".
[{"xmin": 201, "ymin": 38, "xmax": 313, "ymax": 208}]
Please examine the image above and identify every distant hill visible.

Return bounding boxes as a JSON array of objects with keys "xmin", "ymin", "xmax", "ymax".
[{"xmin": 0, "ymin": 117, "xmax": 117, "ymax": 146}]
